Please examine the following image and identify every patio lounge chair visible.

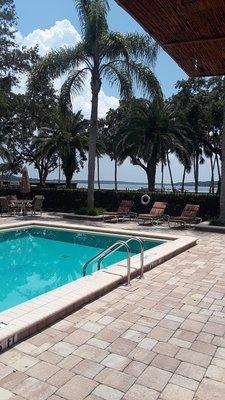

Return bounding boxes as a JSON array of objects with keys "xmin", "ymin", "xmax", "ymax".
[
  {"xmin": 0, "ymin": 196, "xmax": 20, "ymax": 216},
  {"xmin": 168, "ymin": 204, "xmax": 202, "ymax": 228},
  {"xmin": 103, "ymin": 200, "xmax": 134, "ymax": 222},
  {"xmin": 26, "ymin": 195, "xmax": 45, "ymax": 215},
  {"xmin": 138, "ymin": 201, "xmax": 167, "ymax": 225}
]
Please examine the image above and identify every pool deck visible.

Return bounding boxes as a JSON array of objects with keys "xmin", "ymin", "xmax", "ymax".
[{"xmin": 0, "ymin": 214, "xmax": 225, "ymax": 399}]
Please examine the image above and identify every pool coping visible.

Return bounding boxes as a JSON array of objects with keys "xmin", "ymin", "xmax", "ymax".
[{"xmin": 0, "ymin": 220, "xmax": 197, "ymax": 353}]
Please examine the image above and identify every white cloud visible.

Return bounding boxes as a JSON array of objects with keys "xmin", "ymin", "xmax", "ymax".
[
  {"xmin": 17, "ymin": 19, "xmax": 119, "ymax": 118},
  {"xmin": 22, "ymin": 20, "xmax": 81, "ymax": 55}
]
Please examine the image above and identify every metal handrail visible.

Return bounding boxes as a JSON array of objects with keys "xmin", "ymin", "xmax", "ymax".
[
  {"xmin": 97, "ymin": 241, "xmax": 131, "ymax": 285},
  {"xmin": 82, "ymin": 236, "xmax": 144, "ymax": 285},
  {"xmin": 125, "ymin": 237, "xmax": 144, "ymax": 278},
  {"xmin": 83, "ymin": 240, "xmax": 131, "ymax": 285}
]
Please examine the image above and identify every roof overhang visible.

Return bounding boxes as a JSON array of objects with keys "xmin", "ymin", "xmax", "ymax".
[{"xmin": 116, "ymin": 0, "xmax": 225, "ymax": 77}]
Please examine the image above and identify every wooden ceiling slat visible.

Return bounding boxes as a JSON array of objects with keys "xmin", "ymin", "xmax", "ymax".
[{"xmin": 116, "ymin": 0, "xmax": 225, "ymax": 77}]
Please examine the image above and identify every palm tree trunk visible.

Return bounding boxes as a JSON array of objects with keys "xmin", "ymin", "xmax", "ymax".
[
  {"xmin": 220, "ymin": 92, "xmax": 225, "ymax": 221},
  {"xmin": 114, "ymin": 159, "xmax": 118, "ymax": 191},
  {"xmin": 146, "ymin": 158, "xmax": 157, "ymax": 191},
  {"xmin": 161, "ymin": 162, "xmax": 164, "ymax": 191},
  {"xmin": 87, "ymin": 73, "xmax": 100, "ymax": 208},
  {"xmin": 167, "ymin": 153, "xmax": 174, "ymax": 192},
  {"xmin": 216, "ymin": 153, "xmax": 221, "ymax": 181},
  {"xmin": 97, "ymin": 156, "xmax": 100, "ymax": 189},
  {"xmin": 216, "ymin": 154, "xmax": 221, "ymax": 195},
  {"xmin": 58, "ymin": 157, "xmax": 61, "ymax": 184},
  {"xmin": 181, "ymin": 167, "xmax": 186, "ymax": 193},
  {"xmin": 194, "ymin": 153, "xmax": 199, "ymax": 193},
  {"xmin": 209, "ymin": 155, "xmax": 216, "ymax": 195}
]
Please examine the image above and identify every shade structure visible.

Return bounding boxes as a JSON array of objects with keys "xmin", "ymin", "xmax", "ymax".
[
  {"xmin": 20, "ymin": 167, "xmax": 31, "ymax": 195},
  {"xmin": 116, "ymin": 0, "xmax": 225, "ymax": 77}
]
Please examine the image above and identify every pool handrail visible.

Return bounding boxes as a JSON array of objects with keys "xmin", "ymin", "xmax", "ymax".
[
  {"xmin": 83, "ymin": 237, "xmax": 144, "ymax": 285},
  {"xmin": 83, "ymin": 240, "xmax": 131, "ymax": 284},
  {"xmin": 125, "ymin": 237, "xmax": 144, "ymax": 278},
  {"xmin": 97, "ymin": 237, "xmax": 144, "ymax": 278}
]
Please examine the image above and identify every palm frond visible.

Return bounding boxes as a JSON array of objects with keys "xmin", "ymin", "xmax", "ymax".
[
  {"xmin": 102, "ymin": 63, "xmax": 132, "ymax": 99},
  {"xmin": 128, "ymin": 62, "xmax": 162, "ymax": 99},
  {"xmin": 78, "ymin": 0, "xmax": 109, "ymax": 53},
  {"xmin": 102, "ymin": 32, "xmax": 158, "ymax": 65},
  {"xmin": 121, "ymin": 33, "xmax": 158, "ymax": 65},
  {"xmin": 30, "ymin": 43, "xmax": 88, "ymax": 87},
  {"xmin": 74, "ymin": 0, "xmax": 90, "ymax": 33},
  {"xmin": 59, "ymin": 68, "xmax": 88, "ymax": 113}
]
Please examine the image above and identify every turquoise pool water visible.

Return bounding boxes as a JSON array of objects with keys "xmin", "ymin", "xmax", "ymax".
[{"xmin": 0, "ymin": 227, "xmax": 164, "ymax": 312}]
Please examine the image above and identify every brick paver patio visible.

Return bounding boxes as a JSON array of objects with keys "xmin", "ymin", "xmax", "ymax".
[{"xmin": 0, "ymin": 217, "xmax": 225, "ymax": 399}]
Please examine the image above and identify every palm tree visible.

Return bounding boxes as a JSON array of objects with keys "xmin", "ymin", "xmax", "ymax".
[
  {"xmin": 116, "ymin": 98, "xmax": 191, "ymax": 191},
  {"xmin": 36, "ymin": 110, "xmax": 88, "ymax": 188},
  {"xmin": 31, "ymin": 0, "xmax": 160, "ymax": 207},
  {"xmin": 96, "ymin": 119, "xmax": 107, "ymax": 190},
  {"xmin": 103, "ymin": 108, "xmax": 126, "ymax": 191}
]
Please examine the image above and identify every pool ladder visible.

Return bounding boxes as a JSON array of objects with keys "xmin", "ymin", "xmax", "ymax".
[{"xmin": 83, "ymin": 237, "xmax": 144, "ymax": 285}]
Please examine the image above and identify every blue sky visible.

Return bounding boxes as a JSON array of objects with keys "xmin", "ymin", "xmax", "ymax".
[{"xmin": 14, "ymin": 0, "xmax": 214, "ymax": 185}]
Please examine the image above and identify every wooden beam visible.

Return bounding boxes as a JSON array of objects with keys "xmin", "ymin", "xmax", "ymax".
[{"xmin": 165, "ymin": 36, "xmax": 225, "ymax": 48}]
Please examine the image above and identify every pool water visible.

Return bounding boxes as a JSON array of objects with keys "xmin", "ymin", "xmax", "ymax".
[{"xmin": 0, "ymin": 227, "xmax": 164, "ymax": 312}]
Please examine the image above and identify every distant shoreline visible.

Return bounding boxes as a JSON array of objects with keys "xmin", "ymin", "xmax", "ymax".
[
  {"xmin": 74, "ymin": 180, "xmax": 218, "ymax": 188},
  {"xmin": 1, "ymin": 176, "xmax": 218, "ymax": 188}
]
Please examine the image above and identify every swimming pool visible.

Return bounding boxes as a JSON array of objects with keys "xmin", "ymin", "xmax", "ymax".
[{"xmin": 0, "ymin": 226, "xmax": 164, "ymax": 312}]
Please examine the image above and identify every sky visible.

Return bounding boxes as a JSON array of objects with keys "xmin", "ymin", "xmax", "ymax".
[{"xmin": 13, "ymin": 0, "xmax": 216, "ymax": 184}]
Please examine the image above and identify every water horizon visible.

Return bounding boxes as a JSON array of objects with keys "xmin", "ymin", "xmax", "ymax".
[{"xmin": 76, "ymin": 181, "xmax": 217, "ymax": 194}]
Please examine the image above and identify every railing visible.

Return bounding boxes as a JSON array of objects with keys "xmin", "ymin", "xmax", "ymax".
[
  {"xmin": 125, "ymin": 237, "xmax": 144, "ymax": 278},
  {"xmin": 82, "ymin": 237, "xmax": 144, "ymax": 285}
]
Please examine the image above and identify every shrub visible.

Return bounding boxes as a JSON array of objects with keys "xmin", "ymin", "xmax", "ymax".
[
  {"xmin": 0, "ymin": 187, "xmax": 219, "ymax": 220},
  {"xmin": 209, "ymin": 219, "xmax": 225, "ymax": 226},
  {"xmin": 75, "ymin": 207, "xmax": 105, "ymax": 216}
]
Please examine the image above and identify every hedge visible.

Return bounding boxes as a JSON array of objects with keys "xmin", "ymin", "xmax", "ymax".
[{"xmin": 0, "ymin": 187, "xmax": 219, "ymax": 220}]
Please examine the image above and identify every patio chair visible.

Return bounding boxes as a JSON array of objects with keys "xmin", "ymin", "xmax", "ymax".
[
  {"xmin": 168, "ymin": 204, "xmax": 202, "ymax": 228},
  {"xmin": 26, "ymin": 195, "xmax": 45, "ymax": 215},
  {"xmin": 7, "ymin": 195, "xmax": 18, "ymax": 205},
  {"xmin": 103, "ymin": 200, "xmax": 134, "ymax": 222},
  {"xmin": 0, "ymin": 196, "xmax": 20, "ymax": 216},
  {"xmin": 138, "ymin": 201, "xmax": 168, "ymax": 225}
]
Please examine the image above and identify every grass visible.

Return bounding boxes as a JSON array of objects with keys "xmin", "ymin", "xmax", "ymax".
[{"xmin": 75, "ymin": 207, "xmax": 106, "ymax": 216}]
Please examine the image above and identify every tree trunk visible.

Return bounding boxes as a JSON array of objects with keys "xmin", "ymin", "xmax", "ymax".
[
  {"xmin": 97, "ymin": 157, "xmax": 100, "ymax": 190},
  {"xmin": 42, "ymin": 166, "xmax": 49, "ymax": 186},
  {"xmin": 66, "ymin": 177, "xmax": 71, "ymax": 189},
  {"xmin": 146, "ymin": 158, "xmax": 157, "ymax": 191},
  {"xmin": 181, "ymin": 167, "xmax": 186, "ymax": 193},
  {"xmin": 38, "ymin": 168, "xmax": 43, "ymax": 188},
  {"xmin": 220, "ymin": 93, "xmax": 225, "ymax": 221},
  {"xmin": 161, "ymin": 162, "xmax": 164, "ymax": 191},
  {"xmin": 167, "ymin": 153, "xmax": 174, "ymax": 192},
  {"xmin": 194, "ymin": 153, "xmax": 199, "ymax": 193},
  {"xmin": 114, "ymin": 159, "xmax": 118, "ymax": 191},
  {"xmin": 58, "ymin": 157, "xmax": 61, "ymax": 184},
  {"xmin": 209, "ymin": 155, "xmax": 216, "ymax": 195},
  {"xmin": 87, "ymin": 70, "xmax": 101, "ymax": 208},
  {"xmin": 216, "ymin": 153, "xmax": 221, "ymax": 181}
]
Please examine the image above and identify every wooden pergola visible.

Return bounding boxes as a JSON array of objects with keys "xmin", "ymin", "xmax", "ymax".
[
  {"xmin": 116, "ymin": 0, "xmax": 225, "ymax": 78},
  {"xmin": 116, "ymin": 0, "xmax": 225, "ymax": 220}
]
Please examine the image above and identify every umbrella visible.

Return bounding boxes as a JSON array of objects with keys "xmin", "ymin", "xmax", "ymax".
[{"xmin": 20, "ymin": 166, "xmax": 31, "ymax": 196}]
